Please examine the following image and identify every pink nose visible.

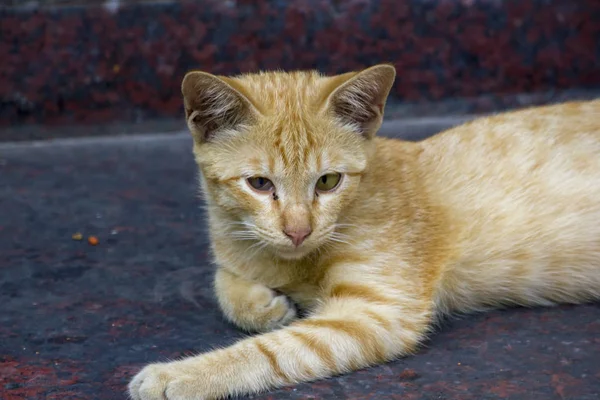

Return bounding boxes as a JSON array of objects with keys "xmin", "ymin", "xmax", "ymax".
[{"xmin": 283, "ymin": 227, "xmax": 312, "ymax": 247}]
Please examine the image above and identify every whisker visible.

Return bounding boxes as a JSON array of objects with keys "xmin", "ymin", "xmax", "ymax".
[
  {"xmin": 334, "ymin": 223, "xmax": 359, "ymax": 229},
  {"xmin": 330, "ymin": 233, "xmax": 352, "ymax": 241},
  {"xmin": 330, "ymin": 231, "xmax": 354, "ymax": 240},
  {"xmin": 229, "ymin": 234, "xmax": 256, "ymax": 238},
  {"xmin": 327, "ymin": 236, "xmax": 352, "ymax": 245},
  {"xmin": 247, "ymin": 240, "xmax": 266, "ymax": 251},
  {"xmin": 224, "ymin": 221, "xmax": 256, "ymax": 229},
  {"xmin": 229, "ymin": 231, "xmax": 257, "ymax": 238},
  {"xmin": 230, "ymin": 237, "xmax": 257, "ymax": 242},
  {"xmin": 248, "ymin": 241, "xmax": 269, "ymax": 259}
]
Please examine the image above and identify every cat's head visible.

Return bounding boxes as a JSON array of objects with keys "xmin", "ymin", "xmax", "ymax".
[{"xmin": 182, "ymin": 65, "xmax": 396, "ymax": 260}]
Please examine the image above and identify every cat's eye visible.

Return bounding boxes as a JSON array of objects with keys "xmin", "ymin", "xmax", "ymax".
[
  {"xmin": 315, "ymin": 173, "xmax": 342, "ymax": 193},
  {"xmin": 247, "ymin": 177, "xmax": 274, "ymax": 192}
]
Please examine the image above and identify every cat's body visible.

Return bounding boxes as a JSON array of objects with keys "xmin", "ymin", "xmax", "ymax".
[{"xmin": 129, "ymin": 65, "xmax": 600, "ymax": 400}]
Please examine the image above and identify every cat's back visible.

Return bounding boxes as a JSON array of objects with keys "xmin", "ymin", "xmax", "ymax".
[
  {"xmin": 418, "ymin": 99, "xmax": 600, "ymax": 205},
  {"xmin": 412, "ymin": 99, "xmax": 600, "ymax": 310},
  {"xmin": 420, "ymin": 99, "xmax": 600, "ymax": 176}
]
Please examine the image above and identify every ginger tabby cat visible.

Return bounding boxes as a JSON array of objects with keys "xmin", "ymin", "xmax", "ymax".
[{"xmin": 129, "ymin": 64, "xmax": 600, "ymax": 400}]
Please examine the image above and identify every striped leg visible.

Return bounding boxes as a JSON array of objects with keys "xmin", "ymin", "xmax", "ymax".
[{"xmin": 128, "ymin": 276, "xmax": 432, "ymax": 400}]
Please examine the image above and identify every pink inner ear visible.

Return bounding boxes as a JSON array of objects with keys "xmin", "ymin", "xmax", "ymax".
[{"xmin": 376, "ymin": 103, "xmax": 384, "ymax": 113}]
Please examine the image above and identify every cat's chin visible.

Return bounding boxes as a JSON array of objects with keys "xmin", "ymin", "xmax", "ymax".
[{"xmin": 273, "ymin": 246, "xmax": 315, "ymax": 261}]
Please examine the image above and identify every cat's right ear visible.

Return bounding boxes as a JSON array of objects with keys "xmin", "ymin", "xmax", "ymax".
[{"xmin": 181, "ymin": 71, "xmax": 259, "ymax": 143}]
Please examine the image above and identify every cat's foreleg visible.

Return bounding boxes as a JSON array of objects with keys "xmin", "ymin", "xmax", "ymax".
[
  {"xmin": 128, "ymin": 268, "xmax": 432, "ymax": 400},
  {"xmin": 214, "ymin": 268, "xmax": 297, "ymax": 333}
]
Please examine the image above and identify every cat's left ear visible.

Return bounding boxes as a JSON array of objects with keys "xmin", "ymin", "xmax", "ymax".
[
  {"xmin": 324, "ymin": 64, "xmax": 396, "ymax": 139},
  {"xmin": 181, "ymin": 71, "xmax": 260, "ymax": 143}
]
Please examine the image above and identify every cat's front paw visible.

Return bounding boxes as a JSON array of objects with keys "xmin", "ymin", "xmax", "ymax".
[
  {"xmin": 215, "ymin": 269, "xmax": 298, "ymax": 333},
  {"xmin": 241, "ymin": 286, "xmax": 297, "ymax": 333},
  {"xmin": 128, "ymin": 362, "xmax": 209, "ymax": 400}
]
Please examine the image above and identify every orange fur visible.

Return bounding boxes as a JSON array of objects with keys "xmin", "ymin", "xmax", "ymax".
[{"xmin": 129, "ymin": 65, "xmax": 600, "ymax": 400}]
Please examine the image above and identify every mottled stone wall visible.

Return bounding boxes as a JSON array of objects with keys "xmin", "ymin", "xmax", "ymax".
[
  {"xmin": 1, "ymin": 0, "xmax": 167, "ymax": 7},
  {"xmin": 1, "ymin": 0, "xmax": 599, "ymax": 139}
]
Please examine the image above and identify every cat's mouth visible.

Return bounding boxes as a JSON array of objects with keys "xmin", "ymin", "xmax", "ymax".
[
  {"xmin": 272, "ymin": 243, "xmax": 316, "ymax": 260},
  {"xmin": 270, "ymin": 229, "xmax": 339, "ymax": 260},
  {"xmin": 238, "ymin": 227, "xmax": 329, "ymax": 261}
]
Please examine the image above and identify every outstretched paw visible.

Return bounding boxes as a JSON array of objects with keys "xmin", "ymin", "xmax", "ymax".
[{"xmin": 129, "ymin": 362, "xmax": 207, "ymax": 400}]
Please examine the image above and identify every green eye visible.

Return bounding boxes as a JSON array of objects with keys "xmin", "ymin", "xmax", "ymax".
[
  {"xmin": 247, "ymin": 177, "xmax": 274, "ymax": 192},
  {"xmin": 315, "ymin": 173, "xmax": 342, "ymax": 192}
]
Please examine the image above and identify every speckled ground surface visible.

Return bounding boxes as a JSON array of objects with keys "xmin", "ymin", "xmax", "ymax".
[
  {"xmin": 1, "ymin": 132, "xmax": 599, "ymax": 400},
  {"xmin": 1, "ymin": 0, "xmax": 599, "ymax": 137}
]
